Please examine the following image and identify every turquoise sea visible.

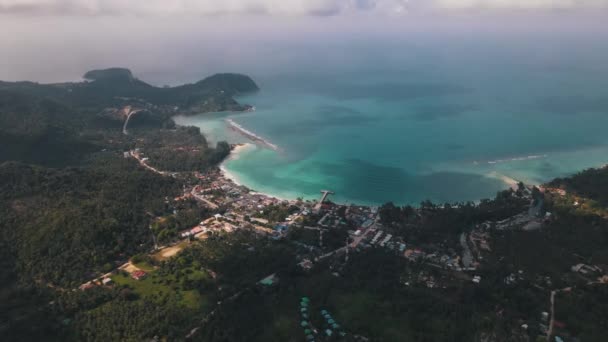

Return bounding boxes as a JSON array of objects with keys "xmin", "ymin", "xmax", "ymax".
[{"xmin": 174, "ymin": 37, "xmax": 608, "ymax": 205}]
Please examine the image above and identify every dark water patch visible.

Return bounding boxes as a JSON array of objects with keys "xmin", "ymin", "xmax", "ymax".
[
  {"xmin": 445, "ymin": 143, "xmax": 465, "ymax": 151},
  {"xmin": 411, "ymin": 104, "xmax": 478, "ymax": 121},
  {"xmin": 512, "ymin": 61, "xmax": 600, "ymax": 75},
  {"xmin": 325, "ymin": 83, "xmax": 471, "ymax": 102},
  {"xmin": 536, "ymin": 96, "xmax": 608, "ymax": 115},
  {"xmin": 536, "ymin": 161, "xmax": 557, "ymax": 177},
  {"xmin": 271, "ymin": 106, "xmax": 376, "ymax": 135},
  {"xmin": 316, "ymin": 158, "xmax": 505, "ymax": 205},
  {"xmin": 317, "ymin": 105, "xmax": 362, "ymax": 117}
]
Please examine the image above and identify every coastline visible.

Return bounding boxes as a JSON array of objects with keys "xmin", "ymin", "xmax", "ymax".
[
  {"xmin": 487, "ymin": 171, "xmax": 522, "ymax": 190},
  {"xmin": 225, "ymin": 118, "xmax": 279, "ymax": 151},
  {"xmin": 218, "ymin": 141, "xmax": 532, "ymax": 205},
  {"xmin": 219, "ymin": 143, "xmax": 253, "ymax": 188},
  {"xmin": 180, "ymin": 113, "xmax": 608, "ymax": 207},
  {"xmin": 220, "ymin": 143, "xmax": 291, "ymax": 202}
]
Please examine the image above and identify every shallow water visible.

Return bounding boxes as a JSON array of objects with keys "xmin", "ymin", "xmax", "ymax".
[{"xmin": 174, "ymin": 38, "xmax": 608, "ymax": 205}]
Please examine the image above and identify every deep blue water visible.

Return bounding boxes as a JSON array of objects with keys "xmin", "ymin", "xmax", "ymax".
[{"xmin": 175, "ymin": 36, "xmax": 608, "ymax": 205}]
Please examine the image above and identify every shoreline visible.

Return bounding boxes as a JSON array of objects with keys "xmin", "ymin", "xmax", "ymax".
[
  {"xmin": 487, "ymin": 171, "xmax": 522, "ymax": 190},
  {"xmin": 220, "ymin": 143, "xmax": 292, "ymax": 202},
  {"xmin": 219, "ymin": 143, "xmax": 253, "ymax": 188},
  {"xmin": 225, "ymin": 118, "xmax": 279, "ymax": 151},
  {"xmin": 218, "ymin": 143, "xmax": 534, "ymax": 206},
  {"xmin": 179, "ymin": 115, "xmax": 608, "ymax": 207}
]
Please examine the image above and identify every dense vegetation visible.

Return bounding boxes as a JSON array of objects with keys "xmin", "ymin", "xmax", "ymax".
[
  {"xmin": 0, "ymin": 68, "xmax": 257, "ymax": 340},
  {"xmin": 2, "ymin": 68, "xmax": 608, "ymax": 341},
  {"xmin": 548, "ymin": 166, "xmax": 608, "ymax": 205},
  {"xmin": 136, "ymin": 127, "xmax": 230, "ymax": 172},
  {"xmin": 379, "ymin": 188, "xmax": 530, "ymax": 244},
  {"xmin": 0, "ymin": 157, "xmax": 180, "ymax": 287},
  {"xmin": 0, "ymin": 68, "xmax": 257, "ymax": 168}
]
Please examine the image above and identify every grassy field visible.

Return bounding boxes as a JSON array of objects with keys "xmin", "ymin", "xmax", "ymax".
[
  {"xmin": 111, "ymin": 267, "xmax": 210, "ymax": 310},
  {"xmin": 131, "ymin": 261, "xmax": 156, "ymax": 272},
  {"xmin": 152, "ymin": 240, "xmax": 191, "ymax": 262}
]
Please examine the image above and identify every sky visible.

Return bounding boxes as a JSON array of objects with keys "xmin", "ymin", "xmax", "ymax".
[
  {"xmin": 1, "ymin": 0, "xmax": 608, "ymax": 16},
  {"xmin": 1, "ymin": 0, "xmax": 607, "ymax": 83}
]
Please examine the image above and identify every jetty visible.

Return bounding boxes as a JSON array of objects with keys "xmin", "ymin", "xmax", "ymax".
[
  {"xmin": 314, "ymin": 190, "xmax": 335, "ymax": 213},
  {"xmin": 226, "ymin": 119, "xmax": 279, "ymax": 151}
]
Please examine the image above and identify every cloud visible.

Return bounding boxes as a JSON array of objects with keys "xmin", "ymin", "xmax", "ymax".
[
  {"xmin": 0, "ymin": 0, "xmax": 606, "ymax": 16},
  {"xmin": 433, "ymin": 0, "xmax": 608, "ymax": 10},
  {"xmin": 0, "ymin": 0, "xmax": 407, "ymax": 16}
]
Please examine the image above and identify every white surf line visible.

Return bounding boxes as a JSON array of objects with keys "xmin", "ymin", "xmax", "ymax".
[
  {"xmin": 480, "ymin": 154, "xmax": 548, "ymax": 165},
  {"xmin": 225, "ymin": 119, "xmax": 279, "ymax": 151}
]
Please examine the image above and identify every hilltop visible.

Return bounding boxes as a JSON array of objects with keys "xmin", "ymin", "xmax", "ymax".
[{"xmin": 0, "ymin": 68, "xmax": 258, "ymax": 166}]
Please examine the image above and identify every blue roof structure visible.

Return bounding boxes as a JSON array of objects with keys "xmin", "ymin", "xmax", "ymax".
[{"xmin": 274, "ymin": 224, "xmax": 289, "ymax": 231}]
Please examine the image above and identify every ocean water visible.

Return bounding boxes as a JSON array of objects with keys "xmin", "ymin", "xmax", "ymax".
[{"xmin": 174, "ymin": 37, "xmax": 608, "ymax": 205}]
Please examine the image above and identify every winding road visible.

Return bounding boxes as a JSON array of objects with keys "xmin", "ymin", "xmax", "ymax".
[{"xmin": 122, "ymin": 109, "xmax": 144, "ymax": 135}]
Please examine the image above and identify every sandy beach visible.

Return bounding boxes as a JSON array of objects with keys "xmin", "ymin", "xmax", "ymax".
[
  {"xmin": 219, "ymin": 143, "xmax": 254, "ymax": 187},
  {"xmin": 487, "ymin": 171, "xmax": 523, "ymax": 190},
  {"xmin": 225, "ymin": 118, "xmax": 279, "ymax": 151},
  {"xmin": 220, "ymin": 143, "xmax": 292, "ymax": 202}
]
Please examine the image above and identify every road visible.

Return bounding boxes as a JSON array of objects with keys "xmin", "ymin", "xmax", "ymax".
[
  {"xmin": 547, "ymin": 286, "xmax": 572, "ymax": 339},
  {"xmin": 547, "ymin": 290, "xmax": 557, "ymax": 339},
  {"xmin": 129, "ymin": 150, "xmax": 166, "ymax": 176},
  {"xmin": 122, "ymin": 109, "xmax": 143, "ymax": 135},
  {"xmin": 190, "ymin": 188, "xmax": 219, "ymax": 209},
  {"xmin": 129, "ymin": 151, "xmax": 220, "ymax": 210},
  {"xmin": 460, "ymin": 232, "xmax": 474, "ymax": 268}
]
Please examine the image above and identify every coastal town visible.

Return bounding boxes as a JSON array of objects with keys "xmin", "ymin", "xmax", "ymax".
[{"xmin": 72, "ymin": 139, "xmax": 608, "ymax": 342}]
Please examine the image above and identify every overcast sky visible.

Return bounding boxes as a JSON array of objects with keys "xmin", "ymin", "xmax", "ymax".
[
  {"xmin": 2, "ymin": 0, "xmax": 608, "ymax": 15},
  {"xmin": 1, "ymin": 0, "xmax": 607, "ymax": 83}
]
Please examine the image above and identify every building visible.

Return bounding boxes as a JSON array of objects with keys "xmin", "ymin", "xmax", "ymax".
[
  {"xmin": 131, "ymin": 270, "xmax": 147, "ymax": 280},
  {"xmin": 259, "ymin": 273, "xmax": 278, "ymax": 286},
  {"xmin": 79, "ymin": 283, "xmax": 95, "ymax": 291},
  {"xmin": 299, "ymin": 259, "xmax": 314, "ymax": 270}
]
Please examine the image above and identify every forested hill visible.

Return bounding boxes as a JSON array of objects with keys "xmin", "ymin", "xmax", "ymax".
[
  {"xmin": 0, "ymin": 69, "xmax": 256, "ymax": 340},
  {"xmin": 0, "ymin": 67, "xmax": 258, "ymax": 113},
  {"xmin": 547, "ymin": 166, "xmax": 608, "ymax": 205},
  {"xmin": 76, "ymin": 68, "xmax": 259, "ymax": 110},
  {"xmin": 0, "ymin": 68, "xmax": 258, "ymax": 166}
]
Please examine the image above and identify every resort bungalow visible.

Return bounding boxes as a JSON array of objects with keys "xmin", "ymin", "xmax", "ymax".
[
  {"xmin": 79, "ymin": 283, "xmax": 95, "ymax": 291},
  {"xmin": 131, "ymin": 270, "xmax": 147, "ymax": 281},
  {"xmin": 259, "ymin": 273, "xmax": 278, "ymax": 286}
]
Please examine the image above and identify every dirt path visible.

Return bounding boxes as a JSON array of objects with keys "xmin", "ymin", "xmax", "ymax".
[{"xmin": 547, "ymin": 290, "xmax": 557, "ymax": 339}]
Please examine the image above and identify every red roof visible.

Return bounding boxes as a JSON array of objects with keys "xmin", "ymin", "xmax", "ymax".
[
  {"xmin": 131, "ymin": 270, "xmax": 147, "ymax": 280},
  {"xmin": 190, "ymin": 226, "xmax": 203, "ymax": 234},
  {"xmin": 554, "ymin": 321, "xmax": 566, "ymax": 329},
  {"xmin": 79, "ymin": 283, "xmax": 95, "ymax": 290}
]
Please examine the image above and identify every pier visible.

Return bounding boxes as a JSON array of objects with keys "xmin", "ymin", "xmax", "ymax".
[
  {"xmin": 225, "ymin": 119, "xmax": 279, "ymax": 151},
  {"xmin": 314, "ymin": 190, "xmax": 335, "ymax": 213}
]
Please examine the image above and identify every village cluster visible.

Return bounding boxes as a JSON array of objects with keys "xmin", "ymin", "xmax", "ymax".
[{"xmin": 77, "ymin": 147, "xmax": 608, "ymax": 342}]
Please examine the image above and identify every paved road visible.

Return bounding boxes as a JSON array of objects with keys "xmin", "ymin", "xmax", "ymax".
[
  {"xmin": 190, "ymin": 188, "xmax": 219, "ymax": 209},
  {"xmin": 130, "ymin": 151, "xmax": 166, "ymax": 175},
  {"xmin": 122, "ymin": 109, "xmax": 143, "ymax": 135}
]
